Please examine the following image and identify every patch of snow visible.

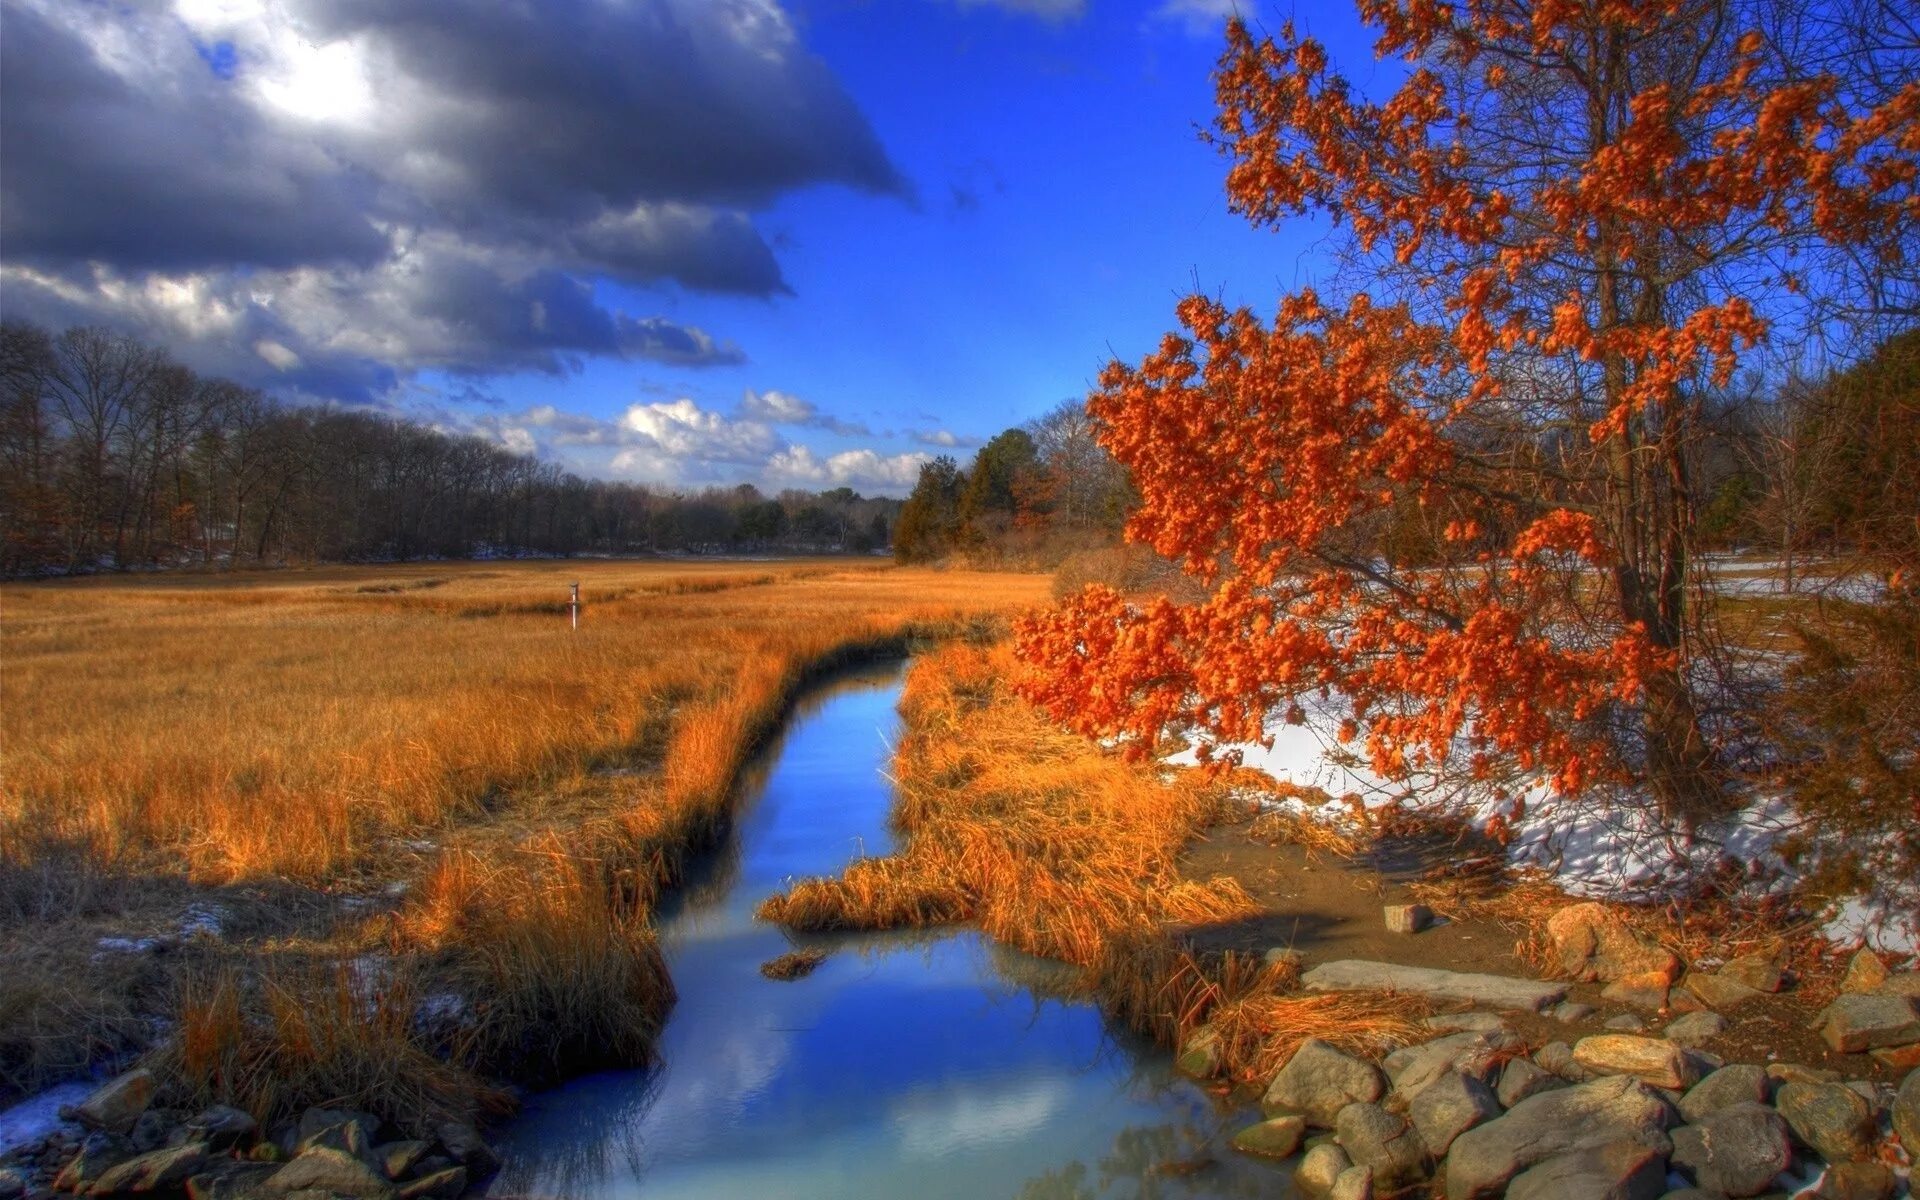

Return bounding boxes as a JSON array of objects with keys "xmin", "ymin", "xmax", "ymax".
[
  {"xmin": 413, "ymin": 992, "xmax": 470, "ymax": 1029},
  {"xmin": 383, "ymin": 880, "xmax": 409, "ymax": 897},
  {"xmin": 178, "ymin": 903, "xmax": 225, "ymax": 939},
  {"xmin": 92, "ymin": 936, "xmax": 161, "ymax": 959},
  {"xmin": 0, "ymin": 1081, "xmax": 91, "ymax": 1154},
  {"xmin": 1824, "ymin": 896, "xmax": 1919, "ymax": 961}
]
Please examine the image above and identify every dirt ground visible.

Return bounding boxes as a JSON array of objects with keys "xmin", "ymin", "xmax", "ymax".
[{"xmin": 1177, "ymin": 811, "xmax": 1907, "ymax": 1086}]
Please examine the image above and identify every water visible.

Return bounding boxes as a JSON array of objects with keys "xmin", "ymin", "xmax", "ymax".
[{"xmin": 490, "ymin": 659, "xmax": 1287, "ymax": 1200}]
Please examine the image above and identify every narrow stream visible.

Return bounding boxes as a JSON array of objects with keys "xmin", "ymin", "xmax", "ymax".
[{"xmin": 490, "ymin": 659, "xmax": 1288, "ymax": 1199}]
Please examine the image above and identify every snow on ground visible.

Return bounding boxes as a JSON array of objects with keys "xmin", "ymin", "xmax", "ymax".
[{"xmin": 0, "ymin": 1082, "xmax": 90, "ymax": 1154}]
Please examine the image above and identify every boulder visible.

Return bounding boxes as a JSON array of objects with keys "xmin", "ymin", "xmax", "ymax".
[
  {"xmin": 1601, "ymin": 972, "xmax": 1672, "ymax": 1012},
  {"xmin": 184, "ymin": 1162, "xmax": 279, "ymax": 1200},
  {"xmin": 1668, "ymin": 1103, "xmax": 1791, "ymax": 1198},
  {"xmin": 1684, "ymin": 972, "xmax": 1765, "ymax": 1010},
  {"xmin": 375, "ymin": 1142, "xmax": 431, "ymax": 1182},
  {"xmin": 1264, "ymin": 1039, "xmax": 1388, "ymax": 1127},
  {"xmin": 1718, "ymin": 951, "xmax": 1786, "ymax": 994},
  {"xmin": 1553, "ymin": 1001, "xmax": 1598, "ymax": 1024},
  {"xmin": 182, "ymin": 1107, "xmax": 257, "ymax": 1153},
  {"xmin": 263, "ymin": 1148, "xmax": 395, "ymax": 1200},
  {"xmin": 1678, "ymin": 1064, "xmax": 1769, "ymax": 1123},
  {"xmin": 1891, "ymin": 1068, "xmax": 1918, "ymax": 1161},
  {"xmin": 1572, "ymin": 1036, "xmax": 1702, "ymax": 1091},
  {"xmin": 1295, "ymin": 1142, "xmax": 1351, "ymax": 1195},
  {"xmin": 1444, "ymin": 1075, "xmax": 1677, "ymax": 1200},
  {"xmin": 1817, "ymin": 994, "xmax": 1920, "ymax": 1053},
  {"xmin": 1504, "ymin": 1141, "xmax": 1668, "ymax": 1200},
  {"xmin": 1384, "ymin": 904, "xmax": 1433, "ymax": 934},
  {"xmin": 1535, "ymin": 1041, "xmax": 1588, "ymax": 1081},
  {"xmin": 127, "ymin": 1110, "xmax": 174, "ymax": 1154},
  {"xmin": 431, "ymin": 1124, "xmax": 498, "ymax": 1175},
  {"xmin": 1663, "ymin": 1012, "xmax": 1726, "ymax": 1049},
  {"xmin": 1805, "ymin": 1161, "xmax": 1896, "ymax": 1200},
  {"xmin": 1839, "ymin": 949, "xmax": 1889, "ymax": 995},
  {"xmin": 1869, "ymin": 1043, "xmax": 1920, "ymax": 1071},
  {"xmin": 52, "ymin": 1133, "xmax": 134, "ymax": 1193},
  {"xmin": 1408, "ymin": 1070, "xmax": 1500, "ymax": 1156},
  {"xmin": 1775, "ymin": 1081, "xmax": 1877, "ymax": 1163},
  {"xmin": 1328, "ymin": 1165, "xmax": 1373, "ymax": 1200},
  {"xmin": 294, "ymin": 1117, "xmax": 375, "ymax": 1164},
  {"xmin": 394, "ymin": 1167, "xmax": 465, "ymax": 1200},
  {"xmin": 85, "ymin": 1143, "xmax": 210, "ymax": 1195},
  {"xmin": 1231, "ymin": 1116, "xmax": 1306, "ymax": 1159},
  {"xmin": 1175, "ymin": 1025, "xmax": 1222, "ymax": 1079},
  {"xmin": 68, "ymin": 1071, "xmax": 156, "ymax": 1136},
  {"xmin": 1496, "ymin": 1057, "xmax": 1563, "ymax": 1109},
  {"xmin": 1333, "ymin": 1102, "xmax": 1429, "ymax": 1193},
  {"xmin": 1545, "ymin": 903, "xmax": 1681, "ymax": 985},
  {"xmin": 1385, "ymin": 1031, "xmax": 1515, "ymax": 1100}
]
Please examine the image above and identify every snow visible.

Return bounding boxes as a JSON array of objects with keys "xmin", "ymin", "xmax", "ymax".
[
  {"xmin": 179, "ymin": 903, "xmax": 225, "ymax": 939},
  {"xmin": 0, "ymin": 1081, "xmax": 90, "ymax": 1154}
]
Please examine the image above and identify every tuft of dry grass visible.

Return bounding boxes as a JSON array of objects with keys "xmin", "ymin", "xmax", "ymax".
[{"xmin": 759, "ymin": 948, "xmax": 828, "ymax": 980}]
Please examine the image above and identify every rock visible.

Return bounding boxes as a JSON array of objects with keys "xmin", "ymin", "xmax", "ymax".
[
  {"xmin": 184, "ymin": 1162, "xmax": 279, "ymax": 1200},
  {"xmin": 1775, "ymin": 1081, "xmax": 1877, "ymax": 1163},
  {"xmin": 1423, "ymin": 1012, "xmax": 1510, "ymax": 1035},
  {"xmin": 182, "ymin": 1108, "xmax": 257, "ymax": 1153},
  {"xmin": 1878, "ymin": 971, "xmax": 1920, "ymax": 997},
  {"xmin": 0, "ymin": 1168, "xmax": 26, "ymax": 1200},
  {"xmin": 1443, "ymin": 1075, "xmax": 1678, "ymax": 1200},
  {"xmin": 294, "ymin": 1118, "xmax": 374, "ymax": 1165},
  {"xmin": 1408, "ymin": 1070, "xmax": 1500, "ymax": 1156},
  {"xmin": 1264, "ymin": 946, "xmax": 1305, "ymax": 972},
  {"xmin": 1232, "ymin": 1115, "xmax": 1306, "ymax": 1158},
  {"xmin": 1497, "ymin": 1057, "xmax": 1563, "ymax": 1108},
  {"xmin": 1572, "ymin": 1036, "xmax": 1702, "ymax": 1090},
  {"xmin": 1554, "ymin": 1002, "xmax": 1598, "ymax": 1024},
  {"xmin": 1602, "ymin": 972, "xmax": 1671, "ymax": 1012},
  {"xmin": 1890, "ymin": 1068, "xmax": 1918, "ymax": 1162},
  {"xmin": 430, "ymin": 1125, "xmax": 497, "ymax": 1176},
  {"xmin": 1817, "ymin": 994, "xmax": 1920, "ymax": 1052},
  {"xmin": 394, "ymin": 1168, "xmax": 464, "ymax": 1200},
  {"xmin": 1295, "ymin": 1142, "xmax": 1352, "ymax": 1195},
  {"xmin": 68, "ymin": 1072, "xmax": 156, "ymax": 1136},
  {"xmin": 1868, "ymin": 1043, "xmax": 1920, "ymax": 1071},
  {"xmin": 1678, "ymin": 1064, "xmax": 1770, "ymax": 1123},
  {"xmin": 1839, "ymin": 949, "xmax": 1889, "ymax": 995},
  {"xmin": 85, "ymin": 1143, "xmax": 210, "ymax": 1195},
  {"xmin": 1328, "ymin": 1165, "xmax": 1373, "ymax": 1200},
  {"xmin": 1175, "ymin": 1025, "xmax": 1222, "ymax": 1079},
  {"xmin": 374, "ymin": 1143, "xmax": 430, "ymax": 1182},
  {"xmin": 1806, "ymin": 1161, "xmax": 1896, "ymax": 1200},
  {"xmin": 1768, "ymin": 1062, "xmax": 1842, "ymax": 1087},
  {"xmin": 1535, "ymin": 1040, "xmax": 1588, "ymax": 1080},
  {"xmin": 126, "ymin": 1111, "xmax": 172, "ymax": 1154},
  {"xmin": 1664, "ymin": 1012, "xmax": 1726, "ymax": 1049},
  {"xmin": 1545, "ymin": 903, "xmax": 1681, "ymax": 985},
  {"xmin": 1666, "ymin": 985, "xmax": 1708, "ymax": 1013},
  {"xmin": 263, "ymin": 1148, "xmax": 395, "ymax": 1200},
  {"xmin": 1384, "ymin": 904, "xmax": 1433, "ymax": 934},
  {"xmin": 1300, "ymin": 960, "xmax": 1566, "ymax": 1013},
  {"xmin": 294, "ymin": 1109, "xmax": 380, "ymax": 1148},
  {"xmin": 1669, "ymin": 1103, "xmax": 1791, "ymax": 1197},
  {"xmin": 52, "ymin": 1133, "xmax": 134, "ymax": 1193},
  {"xmin": 1603, "ymin": 1014, "xmax": 1647, "ymax": 1032},
  {"xmin": 1384, "ymin": 1031, "xmax": 1516, "ymax": 1100},
  {"xmin": 246, "ymin": 1146, "xmax": 283, "ymax": 1165},
  {"xmin": 1333, "ymin": 1102, "xmax": 1428, "ymax": 1193},
  {"xmin": 1684, "ymin": 972, "xmax": 1766, "ymax": 1010},
  {"xmin": 1264, "ymin": 1039, "xmax": 1388, "ymax": 1127},
  {"xmin": 1505, "ymin": 1141, "xmax": 1669, "ymax": 1200},
  {"xmin": 1719, "ymin": 951, "xmax": 1786, "ymax": 993}
]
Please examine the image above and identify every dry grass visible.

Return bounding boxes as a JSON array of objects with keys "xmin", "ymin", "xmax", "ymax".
[
  {"xmin": 0, "ymin": 560, "xmax": 1048, "ymax": 1114},
  {"xmin": 759, "ymin": 948, "xmax": 828, "ymax": 980}
]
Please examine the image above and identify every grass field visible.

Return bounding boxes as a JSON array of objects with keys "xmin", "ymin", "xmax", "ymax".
[{"xmin": 0, "ymin": 559, "xmax": 1048, "ymax": 1120}]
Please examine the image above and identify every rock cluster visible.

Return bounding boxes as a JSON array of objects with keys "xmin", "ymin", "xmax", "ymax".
[{"xmin": 0, "ymin": 1071, "xmax": 496, "ymax": 1200}]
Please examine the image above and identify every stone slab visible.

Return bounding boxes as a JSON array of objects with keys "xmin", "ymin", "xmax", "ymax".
[{"xmin": 1301, "ymin": 959, "xmax": 1568, "ymax": 1013}]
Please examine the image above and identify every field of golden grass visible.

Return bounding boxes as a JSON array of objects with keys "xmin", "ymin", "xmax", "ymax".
[{"xmin": 0, "ymin": 559, "xmax": 1047, "ymax": 1121}]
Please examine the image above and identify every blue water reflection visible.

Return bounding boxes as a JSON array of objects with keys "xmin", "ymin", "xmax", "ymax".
[{"xmin": 490, "ymin": 660, "xmax": 1289, "ymax": 1200}]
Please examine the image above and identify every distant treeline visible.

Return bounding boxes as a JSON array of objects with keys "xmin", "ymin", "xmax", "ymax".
[{"xmin": 0, "ymin": 322, "xmax": 901, "ymax": 574}]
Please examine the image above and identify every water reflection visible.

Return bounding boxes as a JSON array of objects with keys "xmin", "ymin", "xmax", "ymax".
[{"xmin": 490, "ymin": 660, "xmax": 1292, "ymax": 1200}]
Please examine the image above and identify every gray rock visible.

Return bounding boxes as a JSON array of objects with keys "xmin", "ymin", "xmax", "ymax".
[
  {"xmin": 394, "ymin": 1168, "xmax": 464, "ymax": 1200},
  {"xmin": 1423, "ymin": 1012, "xmax": 1510, "ymax": 1035},
  {"xmin": 1333, "ymin": 1102, "xmax": 1428, "ymax": 1193},
  {"xmin": 1679, "ymin": 1064, "xmax": 1770, "ymax": 1123},
  {"xmin": 294, "ymin": 1118, "xmax": 375, "ymax": 1165},
  {"xmin": 1535, "ymin": 1040, "xmax": 1592, "ymax": 1081},
  {"xmin": 1497, "ymin": 1057, "xmax": 1563, "ymax": 1108},
  {"xmin": 1664, "ymin": 1012, "xmax": 1726, "ymax": 1049},
  {"xmin": 263, "ymin": 1148, "xmax": 395, "ymax": 1200},
  {"xmin": 1718, "ymin": 951, "xmax": 1786, "ymax": 994},
  {"xmin": 51, "ymin": 1133, "xmax": 133, "ymax": 1193},
  {"xmin": 293, "ymin": 1109, "xmax": 380, "ymax": 1148},
  {"xmin": 374, "ymin": 1143, "xmax": 430, "ymax": 1182},
  {"xmin": 1295, "ymin": 1142, "xmax": 1351, "ymax": 1195},
  {"xmin": 1890, "ymin": 1068, "xmax": 1918, "ymax": 1164},
  {"xmin": 1669, "ymin": 1103, "xmax": 1791, "ymax": 1198},
  {"xmin": 1655, "ymin": 1191, "xmax": 1721, "ymax": 1200},
  {"xmin": 1554, "ymin": 1002, "xmax": 1599, "ymax": 1024},
  {"xmin": 1231, "ymin": 1116, "xmax": 1306, "ymax": 1159},
  {"xmin": 1839, "ymin": 949, "xmax": 1889, "ymax": 995},
  {"xmin": 1175, "ymin": 1025, "xmax": 1222, "ymax": 1079},
  {"xmin": 183, "ymin": 1108, "xmax": 257, "ymax": 1153},
  {"xmin": 1805, "ymin": 1161, "xmax": 1896, "ymax": 1199},
  {"xmin": 1301, "ymin": 960, "xmax": 1566, "ymax": 1012},
  {"xmin": 86, "ymin": 1143, "xmax": 210, "ymax": 1194},
  {"xmin": 1602, "ymin": 974, "xmax": 1673, "ymax": 1012},
  {"xmin": 1768, "ymin": 1062, "xmax": 1842, "ymax": 1087},
  {"xmin": 1328, "ymin": 1165, "xmax": 1373, "ymax": 1200},
  {"xmin": 1443, "ymin": 1075, "xmax": 1678, "ymax": 1200},
  {"xmin": 69, "ymin": 1072, "xmax": 156, "ymax": 1136},
  {"xmin": 127, "ymin": 1110, "xmax": 172, "ymax": 1154},
  {"xmin": 1604, "ymin": 1014, "xmax": 1648, "ymax": 1032},
  {"xmin": 1408, "ymin": 1070, "xmax": 1501, "ymax": 1157},
  {"xmin": 184, "ymin": 1162, "xmax": 279, "ymax": 1200},
  {"xmin": 1816, "ymin": 994, "xmax": 1920, "ymax": 1053},
  {"xmin": 1265, "ymin": 946, "xmax": 1306, "ymax": 973},
  {"xmin": 1264, "ymin": 1039, "xmax": 1388, "ymax": 1127},
  {"xmin": 1505, "ymin": 1140, "xmax": 1669, "ymax": 1200},
  {"xmin": 1385, "ymin": 1031, "xmax": 1516, "ymax": 1100},
  {"xmin": 1572, "ymin": 1036, "xmax": 1702, "ymax": 1090},
  {"xmin": 1878, "ymin": 971, "xmax": 1920, "ymax": 997},
  {"xmin": 1685, "ymin": 972, "xmax": 1766, "ymax": 1010},
  {"xmin": 1775, "ymin": 1081, "xmax": 1876, "ymax": 1163},
  {"xmin": 1384, "ymin": 904, "xmax": 1433, "ymax": 934},
  {"xmin": 430, "ymin": 1125, "xmax": 497, "ymax": 1176}
]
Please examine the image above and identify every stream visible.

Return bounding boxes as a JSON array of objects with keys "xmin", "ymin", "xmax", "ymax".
[{"xmin": 488, "ymin": 659, "xmax": 1288, "ymax": 1199}]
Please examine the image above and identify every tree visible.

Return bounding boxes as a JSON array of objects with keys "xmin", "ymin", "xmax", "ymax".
[
  {"xmin": 958, "ymin": 428, "xmax": 1040, "ymax": 543},
  {"xmin": 1018, "ymin": 3, "xmax": 1919, "ymax": 828},
  {"xmin": 893, "ymin": 456, "xmax": 965, "ymax": 564}
]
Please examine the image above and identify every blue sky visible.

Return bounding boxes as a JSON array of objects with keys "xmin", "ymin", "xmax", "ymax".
[{"xmin": 1, "ymin": 0, "xmax": 1384, "ymax": 493}]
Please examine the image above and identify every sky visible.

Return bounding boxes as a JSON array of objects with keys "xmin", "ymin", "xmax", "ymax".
[{"xmin": 0, "ymin": 0, "xmax": 1382, "ymax": 495}]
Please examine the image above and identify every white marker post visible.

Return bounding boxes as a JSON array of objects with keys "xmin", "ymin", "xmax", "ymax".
[{"xmin": 570, "ymin": 581, "xmax": 580, "ymax": 631}]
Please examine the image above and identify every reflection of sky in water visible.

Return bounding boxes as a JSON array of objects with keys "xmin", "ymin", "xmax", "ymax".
[{"xmin": 490, "ymin": 661, "xmax": 1290, "ymax": 1200}]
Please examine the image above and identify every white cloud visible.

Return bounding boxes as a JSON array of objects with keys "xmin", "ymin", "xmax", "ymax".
[
  {"xmin": 1152, "ymin": 0, "xmax": 1243, "ymax": 33},
  {"xmin": 906, "ymin": 427, "xmax": 983, "ymax": 449},
  {"xmin": 950, "ymin": 0, "xmax": 1086, "ymax": 20},
  {"xmin": 740, "ymin": 388, "xmax": 871, "ymax": 435},
  {"xmin": 766, "ymin": 445, "xmax": 929, "ymax": 490},
  {"xmin": 619, "ymin": 398, "xmax": 780, "ymax": 463}
]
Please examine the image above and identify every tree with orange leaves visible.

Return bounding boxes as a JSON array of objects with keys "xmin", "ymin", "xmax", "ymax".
[{"xmin": 1017, "ymin": 1, "xmax": 1918, "ymax": 829}]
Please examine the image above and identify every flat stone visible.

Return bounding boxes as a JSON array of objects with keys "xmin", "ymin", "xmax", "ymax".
[
  {"xmin": 394, "ymin": 1168, "xmax": 464, "ymax": 1200},
  {"xmin": 264, "ymin": 1148, "xmax": 395, "ymax": 1200},
  {"xmin": 1443, "ymin": 1075, "xmax": 1677, "ymax": 1200},
  {"xmin": 1664, "ymin": 1012, "xmax": 1726, "ymax": 1049},
  {"xmin": 1602, "ymin": 971, "xmax": 1671, "ymax": 1012},
  {"xmin": 1295, "ymin": 1142, "xmax": 1351, "ymax": 1195},
  {"xmin": 1679, "ymin": 1064, "xmax": 1769, "ymax": 1123},
  {"xmin": 1328, "ymin": 1165, "xmax": 1373, "ymax": 1200},
  {"xmin": 1554, "ymin": 1002, "xmax": 1598, "ymax": 1024},
  {"xmin": 1535, "ymin": 1040, "xmax": 1589, "ymax": 1081},
  {"xmin": 1869, "ymin": 1043, "xmax": 1920, "ymax": 1071},
  {"xmin": 1263, "ymin": 1038, "xmax": 1387, "ymax": 1127},
  {"xmin": 1669, "ymin": 1102, "xmax": 1790, "ymax": 1198},
  {"xmin": 1839, "ymin": 949, "xmax": 1889, "ymax": 995},
  {"xmin": 1300, "ymin": 960, "xmax": 1566, "ymax": 1013},
  {"xmin": 1384, "ymin": 904, "xmax": 1433, "ymax": 934},
  {"xmin": 1718, "ymin": 951, "xmax": 1786, "ymax": 993},
  {"xmin": 1769, "ymin": 1062, "xmax": 1842, "ymax": 1087},
  {"xmin": 1505, "ymin": 1140, "xmax": 1669, "ymax": 1200},
  {"xmin": 1423, "ymin": 1012, "xmax": 1510, "ymax": 1035},
  {"xmin": 1805, "ymin": 1161, "xmax": 1896, "ymax": 1199},
  {"xmin": 1876, "ymin": 971, "xmax": 1920, "ymax": 996},
  {"xmin": 1497, "ymin": 1057, "xmax": 1563, "ymax": 1108},
  {"xmin": 52, "ymin": 1133, "xmax": 135, "ymax": 1193},
  {"xmin": 1684, "ymin": 972, "xmax": 1765, "ymax": 1010},
  {"xmin": 1817, "ymin": 993, "xmax": 1920, "ymax": 1052},
  {"xmin": 1603, "ymin": 1014, "xmax": 1647, "ymax": 1032},
  {"xmin": 375, "ymin": 1142, "xmax": 431, "ymax": 1183},
  {"xmin": 1385, "ymin": 1031, "xmax": 1516, "ymax": 1100},
  {"xmin": 1545, "ymin": 903, "xmax": 1681, "ymax": 985},
  {"xmin": 1666, "ymin": 985, "xmax": 1708, "ymax": 1013},
  {"xmin": 183, "ymin": 1107, "xmax": 257, "ymax": 1153},
  {"xmin": 86, "ymin": 1143, "xmax": 210, "ymax": 1194},
  {"xmin": 1408, "ymin": 1070, "xmax": 1500, "ymax": 1156},
  {"xmin": 1776, "ymin": 1081, "xmax": 1876, "ymax": 1164},
  {"xmin": 1232, "ymin": 1115, "xmax": 1306, "ymax": 1159},
  {"xmin": 1573, "ymin": 1036, "xmax": 1702, "ymax": 1090},
  {"xmin": 184, "ymin": 1162, "xmax": 280, "ymax": 1200},
  {"xmin": 69, "ymin": 1071, "xmax": 156, "ymax": 1136},
  {"xmin": 1333, "ymin": 1102, "xmax": 1429, "ymax": 1193}
]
